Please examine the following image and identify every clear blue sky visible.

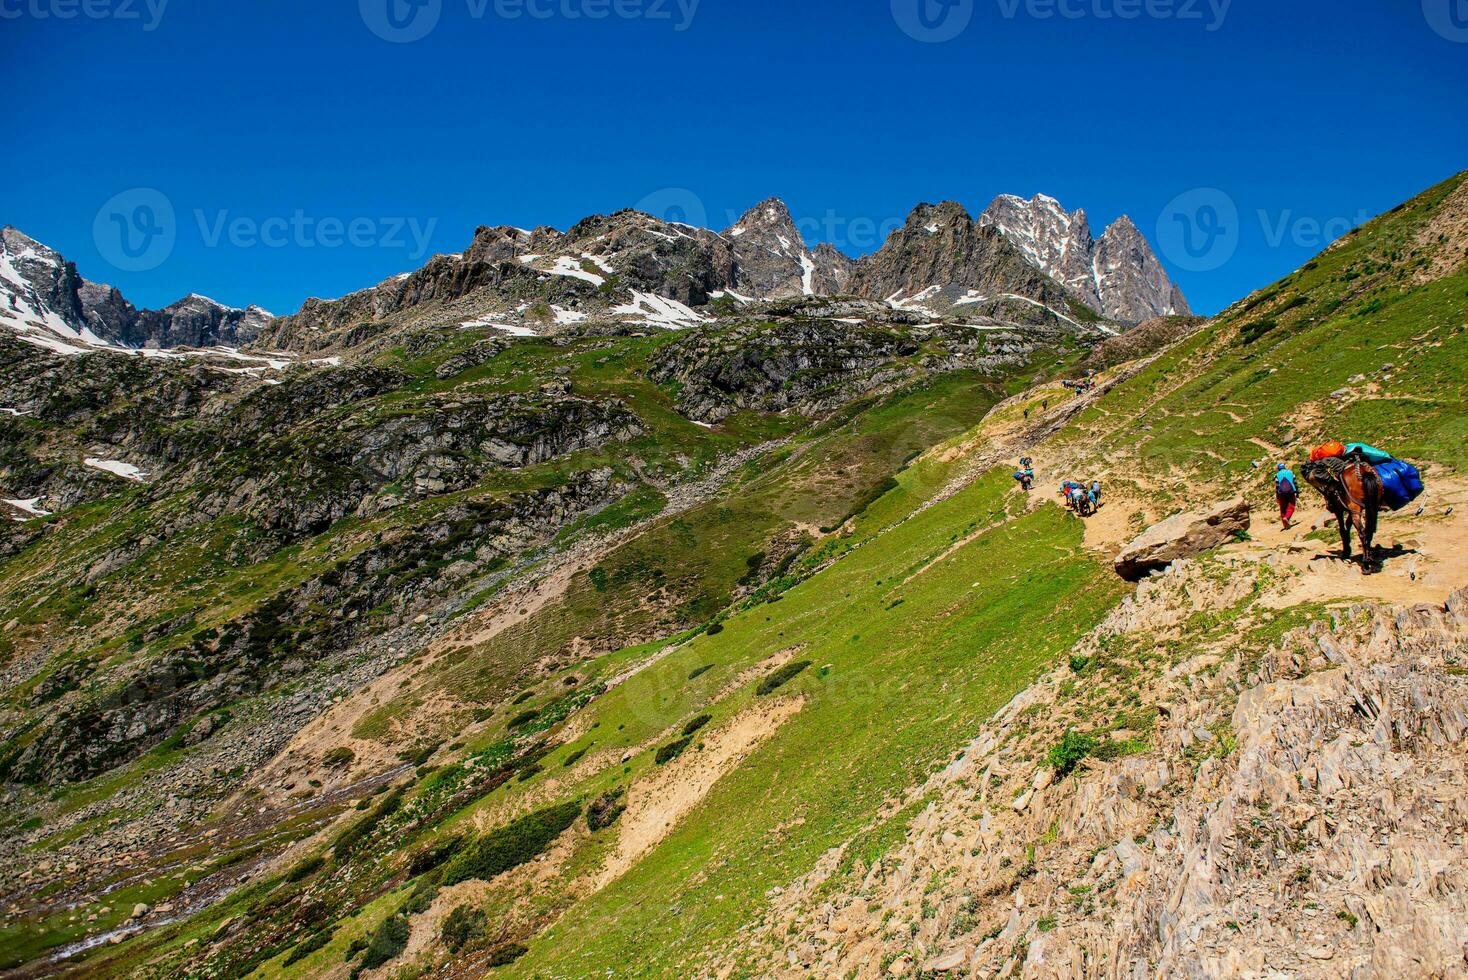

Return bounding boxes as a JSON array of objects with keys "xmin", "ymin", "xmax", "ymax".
[{"xmin": 3, "ymin": 0, "xmax": 1465, "ymax": 316}]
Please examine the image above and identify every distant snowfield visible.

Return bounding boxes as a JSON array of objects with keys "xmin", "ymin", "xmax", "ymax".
[{"xmin": 84, "ymin": 458, "xmax": 149, "ymax": 482}]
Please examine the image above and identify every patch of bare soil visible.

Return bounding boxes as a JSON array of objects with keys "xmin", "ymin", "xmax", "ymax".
[{"xmin": 594, "ymin": 696, "xmax": 805, "ymax": 889}]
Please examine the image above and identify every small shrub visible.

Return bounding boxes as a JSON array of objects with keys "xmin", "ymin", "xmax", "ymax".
[
  {"xmin": 681, "ymin": 714, "xmax": 712, "ymax": 737},
  {"xmin": 516, "ymin": 763, "xmax": 544, "ymax": 782},
  {"xmin": 757, "ymin": 660, "xmax": 812, "ymax": 696},
  {"xmin": 563, "ymin": 745, "xmax": 591, "ymax": 767},
  {"xmin": 333, "ymin": 786, "xmax": 404, "ymax": 858},
  {"xmin": 408, "ymin": 835, "xmax": 466, "ymax": 878},
  {"xmin": 283, "ymin": 928, "xmax": 333, "ymax": 967},
  {"xmin": 321, "ymin": 747, "xmax": 355, "ymax": 769},
  {"xmin": 286, "ymin": 855, "xmax": 325, "ymax": 882},
  {"xmin": 1068, "ymin": 655, "xmax": 1091, "ymax": 673},
  {"xmin": 440, "ymin": 802, "xmax": 582, "ymax": 886},
  {"xmin": 403, "ymin": 876, "xmax": 440, "ymax": 915},
  {"xmin": 488, "ymin": 943, "xmax": 528, "ymax": 967},
  {"xmin": 1045, "ymin": 731, "xmax": 1100, "ymax": 778},
  {"xmin": 441, "ymin": 904, "xmax": 487, "ymax": 953},
  {"xmin": 587, "ymin": 788, "xmax": 627, "ymax": 831},
  {"xmin": 705, "ymin": 622, "xmax": 725, "ymax": 637},
  {"xmin": 511, "ymin": 690, "xmax": 534, "ymax": 705},
  {"xmin": 507, "ymin": 709, "xmax": 540, "ymax": 730},
  {"xmin": 360, "ymin": 914, "xmax": 410, "ymax": 970},
  {"xmin": 655, "ymin": 737, "xmax": 694, "ymax": 765},
  {"xmin": 688, "ymin": 665, "xmax": 714, "ymax": 681},
  {"xmin": 1238, "ymin": 318, "xmax": 1278, "ymax": 344}
]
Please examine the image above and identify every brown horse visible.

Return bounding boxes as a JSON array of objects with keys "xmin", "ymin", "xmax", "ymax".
[{"xmin": 1301, "ymin": 457, "xmax": 1383, "ymax": 573}]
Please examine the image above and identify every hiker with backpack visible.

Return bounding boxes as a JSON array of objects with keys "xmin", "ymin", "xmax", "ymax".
[{"xmin": 1274, "ymin": 463, "xmax": 1298, "ymax": 530}]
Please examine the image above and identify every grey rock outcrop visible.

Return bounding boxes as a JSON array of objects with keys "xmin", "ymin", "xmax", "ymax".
[
  {"xmin": 1114, "ymin": 497, "xmax": 1250, "ymax": 580},
  {"xmin": 723, "ymin": 198, "xmax": 855, "ymax": 300},
  {"xmin": 848, "ymin": 202, "xmax": 1082, "ymax": 324}
]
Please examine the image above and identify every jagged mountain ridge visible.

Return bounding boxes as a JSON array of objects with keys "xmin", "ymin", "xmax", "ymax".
[
  {"xmin": 0, "ymin": 227, "xmax": 273, "ymax": 352},
  {"xmin": 980, "ymin": 193, "xmax": 1190, "ymax": 322},
  {"xmin": 3, "ymin": 191, "xmax": 1187, "ymax": 359}
]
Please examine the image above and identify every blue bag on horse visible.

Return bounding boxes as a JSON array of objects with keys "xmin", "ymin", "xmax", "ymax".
[{"xmin": 1375, "ymin": 458, "xmax": 1424, "ymax": 511}]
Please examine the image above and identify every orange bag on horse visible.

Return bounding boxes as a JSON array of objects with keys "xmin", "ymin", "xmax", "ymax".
[{"xmin": 1310, "ymin": 440, "xmax": 1347, "ymax": 462}]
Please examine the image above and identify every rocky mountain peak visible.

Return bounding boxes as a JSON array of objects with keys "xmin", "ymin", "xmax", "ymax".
[
  {"xmin": 979, "ymin": 193, "xmax": 1188, "ymax": 322},
  {"xmin": 723, "ymin": 197, "xmax": 852, "ymax": 300}
]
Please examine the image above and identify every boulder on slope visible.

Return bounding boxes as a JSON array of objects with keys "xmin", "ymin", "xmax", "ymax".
[{"xmin": 1114, "ymin": 498, "xmax": 1250, "ymax": 581}]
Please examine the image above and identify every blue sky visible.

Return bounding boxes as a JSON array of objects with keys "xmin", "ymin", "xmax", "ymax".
[{"xmin": 2, "ymin": 0, "xmax": 1465, "ymax": 316}]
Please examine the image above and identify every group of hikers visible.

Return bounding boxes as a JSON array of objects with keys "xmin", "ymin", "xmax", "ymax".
[
  {"xmin": 1060, "ymin": 478, "xmax": 1102, "ymax": 517},
  {"xmin": 1010, "ymin": 458, "xmax": 1103, "ymax": 518}
]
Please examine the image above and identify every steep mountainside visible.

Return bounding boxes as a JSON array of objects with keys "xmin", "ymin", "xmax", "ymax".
[
  {"xmin": 849, "ymin": 201, "xmax": 1097, "ymax": 325},
  {"xmin": 0, "ymin": 227, "xmax": 272, "ymax": 352},
  {"xmin": 722, "ymin": 198, "xmax": 855, "ymax": 299},
  {"xmin": 980, "ymin": 193, "xmax": 1190, "ymax": 322},
  {"xmin": 2, "ymin": 172, "xmax": 1460, "ymax": 979}
]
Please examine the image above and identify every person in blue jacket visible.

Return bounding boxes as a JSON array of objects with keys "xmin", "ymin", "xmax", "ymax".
[{"xmin": 1274, "ymin": 463, "xmax": 1298, "ymax": 530}]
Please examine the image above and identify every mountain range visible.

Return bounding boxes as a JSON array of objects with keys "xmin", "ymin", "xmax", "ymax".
[{"xmin": 2, "ymin": 192, "xmax": 1186, "ymax": 358}]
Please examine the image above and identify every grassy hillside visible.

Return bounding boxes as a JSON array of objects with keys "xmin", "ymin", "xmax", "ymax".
[{"xmin": 6, "ymin": 170, "xmax": 1465, "ymax": 978}]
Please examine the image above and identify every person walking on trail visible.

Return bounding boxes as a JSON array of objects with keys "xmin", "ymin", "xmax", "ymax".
[
  {"xmin": 1275, "ymin": 463, "xmax": 1299, "ymax": 530},
  {"xmin": 1089, "ymin": 480, "xmax": 1102, "ymax": 509}
]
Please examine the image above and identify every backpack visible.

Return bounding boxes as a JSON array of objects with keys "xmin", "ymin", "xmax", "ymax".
[
  {"xmin": 1310, "ymin": 441, "xmax": 1346, "ymax": 462},
  {"xmin": 1375, "ymin": 459, "xmax": 1425, "ymax": 511},
  {"xmin": 1276, "ymin": 474, "xmax": 1296, "ymax": 495}
]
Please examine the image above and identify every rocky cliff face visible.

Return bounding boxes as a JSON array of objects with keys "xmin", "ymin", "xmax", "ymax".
[
  {"xmin": 848, "ymin": 202, "xmax": 1087, "ymax": 324},
  {"xmin": 979, "ymin": 194, "xmax": 1190, "ymax": 322},
  {"xmin": 0, "ymin": 226, "xmax": 271, "ymax": 351},
  {"xmin": 723, "ymin": 199, "xmax": 855, "ymax": 300}
]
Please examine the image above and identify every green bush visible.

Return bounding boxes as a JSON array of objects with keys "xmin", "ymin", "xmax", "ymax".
[
  {"xmin": 360, "ymin": 914, "xmax": 410, "ymax": 970},
  {"xmin": 757, "ymin": 660, "xmax": 812, "ymax": 696},
  {"xmin": 1238, "ymin": 318, "xmax": 1278, "ymax": 344},
  {"xmin": 283, "ymin": 928, "xmax": 333, "ymax": 967},
  {"xmin": 507, "ymin": 709, "xmax": 540, "ymax": 730},
  {"xmin": 682, "ymin": 714, "xmax": 712, "ymax": 737},
  {"xmin": 408, "ymin": 835, "xmax": 466, "ymax": 878},
  {"xmin": 1046, "ymin": 730, "xmax": 1100, "ymax": 778},
  {"xmin": 286, "ymin": 855, "xmax": 325, "ymax": 882},
  {"xmin": 441, "ymin": 802, "xmax": 582, "ymax": 886},
  {"xmin": 321, "ymin": 746, "xmax": 355, "ymax": 769},
  {"xmin": 587, "ymin": 787, "xmax": 627, "ymax": 831},
  {"xmin": 705, "ymin": 622, "xmax": 725, "ymax": 636},
  {"xmin": 1068, "ymin": 655, "xmax": 1091, "ymax": 673},
  {"xmin": 688, "ymin": 665, "xmax": 714, "ymax": 681},
  {"xmin": 563, "ymin": 745, "xmax": 591, "ymax": 767},
  {"xmin": 516, "ymin": 763, "xmax": 544, "ymax": 782},
  {"xmin": 403, "ymin": 876, "xmax": 440, "ymax": 915},
  {"xmin": 488, "ymin": 943, "xmax": 529, "ymax": 967},
  {"xmin": 655, "ymin": 737, "xmax": 694, "ymax": 765},
  {"xmin": 441, "ymin": 904, "xmax": 487, "ymax": 953},
  {"xmin": 333, "ymin": 786, "xmax": 404, "ymax": 858}
]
